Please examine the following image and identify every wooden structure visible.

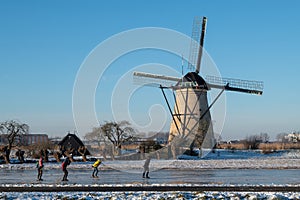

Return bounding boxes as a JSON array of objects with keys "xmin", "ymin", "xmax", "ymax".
[{"xmin": 58, "ymin": 133, "xmax": 91, "ymax": 157}]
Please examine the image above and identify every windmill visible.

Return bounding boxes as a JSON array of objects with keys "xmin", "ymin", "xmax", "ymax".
[{"xmin": 133, "ymin": 16, "xmax": 263, "ymax": 157}]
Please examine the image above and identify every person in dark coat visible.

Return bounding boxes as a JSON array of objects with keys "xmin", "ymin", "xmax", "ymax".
[{"xmin": 62, "ymin": 157, "xmax": 71, "ymax": 181}]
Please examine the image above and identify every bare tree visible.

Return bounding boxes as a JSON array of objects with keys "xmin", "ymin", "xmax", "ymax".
[
  {"xmin": 84, "ymin": 126, "xmax": 111, "ymax": 159},
  {"xmin": 244, "ymin": 135, "xmax": 260, "ymax": 149},
  {"xmin": 27, "ymin": 141, "xmax": 54, "ymax": 162},
  {"xmin": 78, "ymin": 146, "xmax": 88, "ymax": 162},
  {"xmin": 84, "ymin": 121, "xmax": 136, "ymax": 157},
  {"xmin": 101, "ymin": 121, "xmax": 135, "ymax": 155},
  {"xmin": 84, "ymin": 127, "xmax": 107, "ymax": 147},
  {"xmin": 0, "ymin": 120, "xmax": 29, "ymax": 163},
  {"xmin": 243, "ymin": 133, "xmax": 270, "ymax": 150},
  {"xmin": 259, "ymin": 132, "xmax": 270, "ymax": 143}
]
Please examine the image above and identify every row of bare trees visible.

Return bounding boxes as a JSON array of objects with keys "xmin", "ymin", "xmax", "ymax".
[
  {"xmin": 0, "ymin": 119, "xmax": 139, "ymax": 163},
  {"xmin": 0, "ymin": 119, "xmax": 166, "ymax": 164},
  {"xmin": 244, "ymin": 133, "xmax": 270, "ymax": 149}
]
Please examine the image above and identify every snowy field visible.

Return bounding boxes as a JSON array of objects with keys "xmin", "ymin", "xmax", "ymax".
[
  {"xmin": 0, "ymin": 150, "xmax": 299, "ymax": 199},
  {"xmin": 1, "ymin": 190, "xmax": 300, "ymax": 200}
]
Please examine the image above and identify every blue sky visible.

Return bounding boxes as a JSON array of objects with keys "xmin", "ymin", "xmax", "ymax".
[{"xmin": 1, "ymin": 1, "xmax": 300, "ymax": 140}]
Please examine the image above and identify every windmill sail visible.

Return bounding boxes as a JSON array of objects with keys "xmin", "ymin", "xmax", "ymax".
[
  {"xmin": 188, "ymin": 16, "xmax": 207, "ymax": 74},
  {"xmin": 195, "ymin": 16, "xmax": 207, "ymax": 74},
  {"xmin": 188, "ymin": 17, "xmax": 201, "ymax": 71},
  {"xmin": 206, "ymin": 75, "xmax": 264, "ymax": 95},
  {"xmin": 133, "ymin": 71, "xmax": 180, "ymax": 87}
]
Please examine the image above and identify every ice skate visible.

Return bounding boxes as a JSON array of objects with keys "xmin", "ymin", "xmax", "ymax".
[{"xmin": 146, "ymin": 172, "xmax": 150, "ymax": 179}]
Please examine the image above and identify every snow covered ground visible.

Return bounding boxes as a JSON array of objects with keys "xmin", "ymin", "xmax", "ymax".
[{"xmin": 1, "ymin": 190, "xmax": 299, "ymax": 200}]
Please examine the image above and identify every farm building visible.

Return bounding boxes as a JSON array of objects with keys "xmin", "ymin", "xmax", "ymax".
[{"xmin": 58, "ymin": 133, "xmax": 91, "ymax": 156}]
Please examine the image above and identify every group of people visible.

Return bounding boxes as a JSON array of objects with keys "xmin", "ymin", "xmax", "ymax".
[
  {"xmin": 36, "ymin": 157, "xmax": 102, "ymax": 181},
  {"xmin": 36, "ymin": 157, "xmax": 151, "ymax": 181}
]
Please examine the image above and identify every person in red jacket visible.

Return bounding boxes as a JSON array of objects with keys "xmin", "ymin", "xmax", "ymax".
[
  {"xmin": 62, "ymin": 157, "xmax": 71, "ymax": 181},
  {"xmin": 36, "ymin": 156, "xmax": 44, "ymax": 181}
]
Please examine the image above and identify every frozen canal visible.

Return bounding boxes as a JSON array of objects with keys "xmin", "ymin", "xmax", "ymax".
[
  {"xmin": 0, "ymin": 150, "xmax": 299, "ymax": 200},
  {"xmin": 1, "ymin": 168, "xmax": 299, "ymax": 185},
  {"xmin": 1, "ymin": 150, "xmax": 299, "ymax": 185}
]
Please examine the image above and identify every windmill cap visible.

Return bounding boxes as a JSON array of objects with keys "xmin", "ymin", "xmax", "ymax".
[{"xmin": 176, "ymin": 72, "xmax": 209, "ymax": 90}]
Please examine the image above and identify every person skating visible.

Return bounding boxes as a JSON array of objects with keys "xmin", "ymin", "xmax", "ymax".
[
  {"xmin": 92, "ymin": 159, "xmax": 102, "ymax": 178},
  {"xmin": 36, "ymin": 156, "xmax": 44, "ymax": 181},
  {"xmin": 62, "ymin": 157, "xmax": 71, "ymax": 181},
  {"xmin": 142, "ymin": 157, "xmax": 151, "ymax": 178}
]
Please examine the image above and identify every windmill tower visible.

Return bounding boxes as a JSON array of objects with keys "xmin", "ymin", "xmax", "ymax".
[{"xmin": 133, "ymin": 17, "xmax": 263, "ymax": 156}]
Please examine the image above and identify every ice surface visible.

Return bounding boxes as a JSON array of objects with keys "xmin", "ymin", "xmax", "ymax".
[
  {"xmin": 1, "ymin": 157, "xmax": 300, "ymax": 171},
  {"xmin": 0, "ymin": 150, "xmax": 299, "ymax": 199}
]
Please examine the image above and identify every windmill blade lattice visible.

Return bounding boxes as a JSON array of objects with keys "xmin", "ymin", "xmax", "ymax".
[
  {"xmin": 133, "ymin": 71, "xmax": 180, "ymax": 88},
  {"xmin": 188, "ymin": 16, "xmax": 202, "ymax": 71},
  {"xmin": 206, "ymin": 75, "xmax": 264, "ymax": 95}
]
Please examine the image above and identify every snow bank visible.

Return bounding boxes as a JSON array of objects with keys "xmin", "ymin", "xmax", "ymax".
[{"xmin": 0, "ymin": 190, "xmax": 299, "ymax": 200}]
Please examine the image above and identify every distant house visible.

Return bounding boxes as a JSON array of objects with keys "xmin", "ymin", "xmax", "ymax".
[
  {"xmin": 285, "ymin": 132, "xmax": 300, "ymax": 143},
  {"xmin": 0, "ymin": 133, "xmax": 48, "ymax": 146},
  {"xmin": 149, "ymin": 132, "xmax": 169, "ymax": 145},
  {"xmin": 21, "ymin": 134, "xmax": 49, "ymax": 145},
  {"xmin": 49, "ymin": 137, "xmax": 62, "ymax": 145},
  {"xmin": 58, "ymin": 133, "xmax": 91, "ymax": 156},
  {"xmin": 228, "ymin": 140, "xmax": 240, "ymax": 144}
]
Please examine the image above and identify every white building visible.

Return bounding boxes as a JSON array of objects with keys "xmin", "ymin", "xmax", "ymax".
[{"xmin": 285, "ymin": 132, "xmax": 300, "ymax": 143}]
